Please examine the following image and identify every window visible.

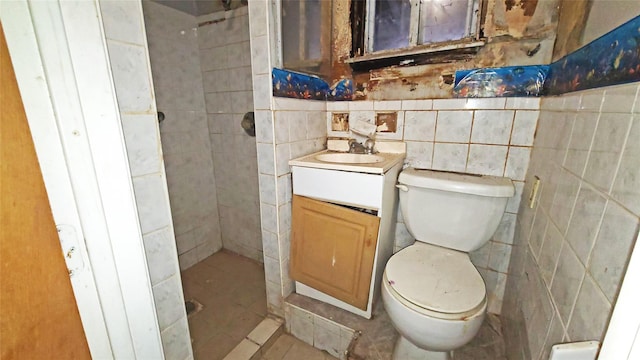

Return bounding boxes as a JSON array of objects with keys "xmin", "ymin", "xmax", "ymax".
[
  {"xmin": 281, "ymin": 0, "xmax": 331, "ymax": 76},
  {"xmin": 351, "ymin": 0, "xmax": 483, "ymax": 63}
]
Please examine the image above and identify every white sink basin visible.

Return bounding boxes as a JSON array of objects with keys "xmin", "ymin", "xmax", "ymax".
[{"xmin": 314, "ymin": 153, "xmax": 386, "ymax": 164}]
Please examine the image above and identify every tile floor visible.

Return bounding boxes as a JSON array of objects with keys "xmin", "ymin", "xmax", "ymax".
[
  {"xmin": 181, "ymin": 251, "xmax": 505, "ymax": 360},
  {"xmin": 260, "ymin": 334, "xmax": 338, "ymax": 360},
  {"xmin": 181, "ymin": 251, "xmax": 267, "ymax": 360}
]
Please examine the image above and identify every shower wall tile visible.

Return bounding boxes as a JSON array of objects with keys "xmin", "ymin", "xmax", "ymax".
[
  {"xmin": 144, "ymin": 228, "xmax": 181, "ymax": 285},
  {"xmin": 502, "ymin": 83, "xmax": 640, "ymax": 359},
  {"xmin": 199, "ymin": 8, "xmax": 261, "ymax": 262},
  {"xmin": 120, "ymin": 114, "xmax": 161, "ymax": 177},
  {"xmin": 160, "ymin": 317, "xmax": 192, "ymax": 360},
  {"xmin": 100, "ymin": 0, "xmax": 146, "ymax": 45},
  {"xmin": 144, "ymin": 1, "xmax": 223, "ymax": 270},
  {"xmin": 104, "ymin": 1, "xmax": 191, "ymax": 358},
  {"xmin": 152, "ymin": 275, "xmax": 185, "ymax": 330},
  {"xmin": 107, "ymin": 41, "xmax": 154, "ymax": 113},
  {"xmin": 132, "ymin": 172, "xmax": 172, "ymax": 236}
]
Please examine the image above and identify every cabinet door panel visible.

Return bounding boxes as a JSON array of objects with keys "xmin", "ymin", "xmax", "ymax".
[{"xmin": 291, "ymin": 195, "xmax": 380, "ymax": 310}]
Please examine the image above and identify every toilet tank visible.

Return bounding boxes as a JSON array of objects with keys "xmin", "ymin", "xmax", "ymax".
[{"xmin": 397, "ymin": 168, "xmax": 514, "ymax": 252}]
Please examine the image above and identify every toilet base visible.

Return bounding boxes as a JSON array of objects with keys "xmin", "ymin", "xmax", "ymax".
[{"xmin": 393, "ymin": 336, "xmax": 452, "ymax": 360}]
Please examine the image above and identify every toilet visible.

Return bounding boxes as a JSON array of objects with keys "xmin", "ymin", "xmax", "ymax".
[{"xmin": 382, "ymin": 168, "xmax": 514, "ymax": 360}]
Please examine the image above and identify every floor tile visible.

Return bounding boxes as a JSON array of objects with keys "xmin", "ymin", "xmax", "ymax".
[
  {"xmin": 195, "ymin": 332, "xmax": 238, "ymax": 360},
  {"xmin": 260, "ymin": 334, "xmax": 337, "ymax": 360},
  {"xmin": 183, "ymin": 250, "xmax": 267, "ymax": 360},
  {"xmin": 248, "ymin": 318, "xmax": 283, "ymax": 346},
  {"xmin": 224, "ymin": 339, "xmax": 260, "ymax": 360}
]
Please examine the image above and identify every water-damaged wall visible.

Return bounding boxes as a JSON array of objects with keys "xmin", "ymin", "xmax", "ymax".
[{"xmin": 331, "ymin": 0, "xmax": 563, "ymax": 99}]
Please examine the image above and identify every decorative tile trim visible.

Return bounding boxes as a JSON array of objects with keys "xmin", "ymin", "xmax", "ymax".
[
  {"xmin": 328, "ymin": 78, "xmax": 354, "ymax": 101},
  {"xmin": 546, "ymin": 15, "xmax": 640, "ymax": 95},
  {"xmin": 454, "ymin": 15, "xmax": 640, "ymax": 98},
  {"xmin": 453, "ymin": 65, "xmax": 549, "ymax": 98},
  {"xmin": 272, "ymin": 68, "xmax": 354, "ymax": 101},
  {"xmin": 272, "ymin": 68, "xmax": 329, "ymax": 100}
]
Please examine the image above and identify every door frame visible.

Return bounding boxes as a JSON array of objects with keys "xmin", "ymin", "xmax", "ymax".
[
  {"xmin": 3, "ymin": 0, "xmax": 640, "ymax": 358},
  {"xmin": 1, "ymin": 0, "xmax": 163, "ymax": 358}
]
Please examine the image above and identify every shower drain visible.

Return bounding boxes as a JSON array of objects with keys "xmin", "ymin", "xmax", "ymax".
[{"xmin": 185, "ymin": 299, "xmax": 203, "ymax": 317}]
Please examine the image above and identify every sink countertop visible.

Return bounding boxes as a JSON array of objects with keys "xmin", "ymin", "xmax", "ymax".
[{"xmin": 288, "ymin": 141, "xmax": 406, "ymax": 174}]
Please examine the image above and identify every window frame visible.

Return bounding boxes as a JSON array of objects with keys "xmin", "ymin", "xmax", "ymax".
[
  {"xmin": 350, "ymin": 0, "xmax": 485, "ymax": 66},
  {"xmin": 280, "ymin": 0, "xmax": 333, "ymax": 77}
]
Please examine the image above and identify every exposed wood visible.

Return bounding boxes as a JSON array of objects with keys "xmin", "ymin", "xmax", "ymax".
[
  {"xmin": 331, "ymin": 0, "xmax": 354, "ymax": 83},
  {"xmin": 290, "ymin": 195, "xmax": 380, "ymax": 310},
  {"xmin": 552, "ymin": 0, "xmax": 591, "ymax": 61},
  {"xmin": 0, "ymin": 25, "xmax": 90, "ymax": 359},
  {"xmin": 349, "ymin": 0, "xmax": 365, "ymax": 58}
]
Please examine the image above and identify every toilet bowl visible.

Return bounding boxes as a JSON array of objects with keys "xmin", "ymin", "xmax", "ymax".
[
  {"xmin": 382, "ymin": 242, "xmax": 487, "ymax": 359},
  {"xmin": 383, "ymin": 168, "xmax": 514, "ymax": 359}
]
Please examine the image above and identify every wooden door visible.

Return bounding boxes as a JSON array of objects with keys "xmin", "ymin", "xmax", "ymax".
[
  {"xmin": 0, "ymin": 25, "xmax": 91, "ymax": 359},
  {"xmin": 291, "ymin": 195, "xmax": 380, "ymax": 310}
]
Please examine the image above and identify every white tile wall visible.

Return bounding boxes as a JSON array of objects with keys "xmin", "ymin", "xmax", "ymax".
[
  {"xmin": 284, "ymin": 304, "xmax": 355, "ymax": 360},
  {"xmin": 144, "ymin": 1, "xmax": 223, "ymax": 271},
  {"xmin": 199, "ymin": 7, "xmax": 262, "ymax": 262},
  {"xmin": 325, "ymin": 98, "xmax": 538, "ymax": 314},
  {"xmin": 502, "ymin": 82, "xmax": 640, "ymax": 360},
  {"xmin": 102, "ymin": 1, "xmax": 192, "ymax": 358}
]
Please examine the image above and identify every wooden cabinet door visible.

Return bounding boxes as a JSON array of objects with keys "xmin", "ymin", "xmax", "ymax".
[{"xmin": 291, "ymin": 195, "xmax": 380, "ymax": 310}]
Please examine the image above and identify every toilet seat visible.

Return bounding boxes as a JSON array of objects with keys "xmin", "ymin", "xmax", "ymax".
[{"xmin": 385, "ymin": 242, "xmax": 486, "ymax": 317}]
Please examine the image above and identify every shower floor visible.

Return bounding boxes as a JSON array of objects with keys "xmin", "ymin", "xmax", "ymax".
[{"xmin": 181, "ymin": 251, "xmax": 267, "ymax": 359}]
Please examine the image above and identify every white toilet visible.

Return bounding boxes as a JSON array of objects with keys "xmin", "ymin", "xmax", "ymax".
[{"xmin": 382, "ymin": 168, "xmax": 514, "ymax": 360}]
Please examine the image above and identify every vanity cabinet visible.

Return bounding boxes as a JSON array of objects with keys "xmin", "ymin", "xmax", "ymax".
[
  {"xmin": 288, "ymin": 144, "xmax": 405, "ymax": 318},
  {"xmin": 291, "ymin": 195, "xmax": 380, "ymax": 310}
]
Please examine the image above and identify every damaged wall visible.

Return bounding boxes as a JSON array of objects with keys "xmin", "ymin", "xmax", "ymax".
[
  {"xmin": 551, "ymin": 0, "xmax": 591, "ymax": 61},
  {"xmin": 332, "ymin": 0, "xmax": 562, "ymax": 100}
]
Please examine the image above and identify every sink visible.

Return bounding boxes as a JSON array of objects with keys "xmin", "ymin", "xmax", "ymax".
[{"xmin": 315, "ymin": 153, "xmax": 385, "ymax": 164}]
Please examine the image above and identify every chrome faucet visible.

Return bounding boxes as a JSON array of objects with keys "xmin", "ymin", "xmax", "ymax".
[
  {"xmin": 348, "ymin": 139, "xmax": 365, "ymax": 154},
  {"xmin": 349, "ymin": 139, "xmax": 376, "ymax": 154}
]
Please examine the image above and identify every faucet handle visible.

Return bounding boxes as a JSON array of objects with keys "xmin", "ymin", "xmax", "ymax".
[{"xmin": 364, "ymin": 139, "xmax": 376, "ymax": 154}]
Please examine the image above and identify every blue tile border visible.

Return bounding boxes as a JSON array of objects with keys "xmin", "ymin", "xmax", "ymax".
[
  {"xmin": 453, "ymin": 15, "xmax": 640, "ymax": 98},
  {"xmin": 545, "ymin": 15, "xmax": 640, "ymax": 95},
  {"xmin": 272, "ymin": 68, "xmax": 329, "ymax": 100},
  {"xmin": 272, "ymin": 68, "xmax": 354, "ymax": 101},
  {"xmin": 453, "ymin": 65, "xmax": 549, "ymax": 97}
]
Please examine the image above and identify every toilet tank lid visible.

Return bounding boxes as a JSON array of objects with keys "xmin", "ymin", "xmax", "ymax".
[{"xmin": 398, "ymin": 168, "xmax": 515, "ymax": 197}]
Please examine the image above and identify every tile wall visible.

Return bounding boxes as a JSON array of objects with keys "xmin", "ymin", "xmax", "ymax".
[
  {"xmin": 249, "ymin": 0, "xmax": 329, "ymax": 316},
  {"xmin": 326, "ymin": 97, "xmax": 539, "ymax": 314},
  {"xmin": 198, "ymin": 7, "xmax": 263, "ymax": 263},
  {"xmin": 284, "ymin": 303, "xmax": 355, "ymax": 359},
  {"xmin": 502, "ymin": 82, "xmax": 640, "ymax": 360},
  {"xmin": 248, "ymin": 0, "xmax": 539, "ymax": 316},
  {"xmin": 143, "ymin": 1, "xmax": 222, "ymax": 270},
  {"xmin": 99, "ymin": 1, "xmax": 192, "ymax": 359}
]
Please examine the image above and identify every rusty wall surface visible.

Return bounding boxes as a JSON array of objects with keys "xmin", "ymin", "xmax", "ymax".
[
  {"xmin": 331, "ymin": 0, "xmax": 352, "ymax": 81},
  {"xmin": 333, "ymin": 0, "xmax": 563, "ymax": 100}
]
